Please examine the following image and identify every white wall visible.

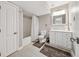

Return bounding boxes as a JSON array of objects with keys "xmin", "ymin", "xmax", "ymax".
[
  {"xmin": 69, "ymin": 2, "xmax": 79, "ymax": 37},
  {"xmin": 39, "ymin": 14, "xmax": 51, "ymax": 32},
  {"xmin": 72, "ymin": 2, "xmax": 79, "ymax": 38},
  {"xmin": 23, "ymin": 15, "xmax": 32, "ymax": 38},
  {"xmin": 68, "ymin": 2, "xmax": 79, "ymax": 57}
]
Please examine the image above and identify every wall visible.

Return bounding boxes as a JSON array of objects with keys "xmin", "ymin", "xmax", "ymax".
[
  {"xmin": 69, "ymin": 2, "xmax": 79, "ymax": 57},
  {"xmin": 69, "ymin": 2, "xmax": 79, "ymax": 38},
  {"xmin": 23, "ymin": 15, "xmax": 32, "ymax": 38},
  {"xmin": 39, "ymin": 5, "xmax": 69, "ymax": 32},
  {"xmin": 39, "ymin": 14, "xmax": 51, "ymax": 32}
]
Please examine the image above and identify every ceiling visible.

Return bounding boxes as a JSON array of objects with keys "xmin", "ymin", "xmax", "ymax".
[
  {"xmin": 11, "ymin": 1, "xmax": 70, "ymax": 17},
  {"xmin": 47, "ymin": 1, "xmax": 70, "ymax": 9}
]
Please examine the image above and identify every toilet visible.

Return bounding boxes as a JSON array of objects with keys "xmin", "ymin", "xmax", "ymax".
[{"xmin": 38, "ymin": 30, "xmax": 46, "ymax": 43}]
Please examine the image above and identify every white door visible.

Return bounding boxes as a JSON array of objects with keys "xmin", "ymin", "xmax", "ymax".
[
  {"xmin": 5, "ymin": 2, "xmax": 19, "ymax": 56},
  {"xmin": 0, "ymin": 3, "xmax": 1, "ymax": 55}
]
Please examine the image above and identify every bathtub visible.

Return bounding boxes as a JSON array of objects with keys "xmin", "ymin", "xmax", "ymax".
[{"xmin": 22, "ymin": 36, "xmax": 31, "ymax": 47}]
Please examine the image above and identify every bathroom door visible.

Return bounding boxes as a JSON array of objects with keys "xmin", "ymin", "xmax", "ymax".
[
  {"xmin": 5, "ymin": 2, "xmax": 19, "ymax": 56},
  {"xmin": 0, "ymin": 3, "xmax": 1, "ymax": 55}
]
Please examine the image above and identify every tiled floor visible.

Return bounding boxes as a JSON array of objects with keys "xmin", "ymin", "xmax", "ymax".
[{"xmin": 8, "ymin": 43, "xmax": 46, "ymax": 57}]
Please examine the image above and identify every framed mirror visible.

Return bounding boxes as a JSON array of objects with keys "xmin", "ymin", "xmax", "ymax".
[{"xmin": 52, "ymin": 10, "xmax": 66, "ymax": 25}]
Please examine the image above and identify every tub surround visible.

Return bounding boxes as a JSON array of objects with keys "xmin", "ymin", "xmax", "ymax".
[{"xmin": 22, "ymin": 36, "xmax": 31, "ymax": 47}]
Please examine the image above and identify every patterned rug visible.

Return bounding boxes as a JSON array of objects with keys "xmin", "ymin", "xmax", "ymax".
[
  {"xmin": 33, "ymin": 41, "xmax": 45, "ymax": 48},
  {"xmin": 40, "ymin": 45, "xmax": 71, "ymax": 57}
]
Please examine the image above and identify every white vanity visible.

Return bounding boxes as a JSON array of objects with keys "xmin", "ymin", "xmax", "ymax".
[
  {"xmin": 48, "ymin": 2, "xmax": 79, "ymax": 57},
  {"xmin": 49, "ymin": 30, "xmax": 72, "ymax": 52},
  {"xmin": 49, "ymin": 4, "xmax": 73, "ymax": 53}
]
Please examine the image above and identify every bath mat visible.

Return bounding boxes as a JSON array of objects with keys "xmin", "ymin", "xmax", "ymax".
[
  {"xmin": 40, "ymin": 45, "xmax": 71, "ymax": 57},
  {"xmin": 33, "ymin": 41, "xmax": 45, "ymax": 48}
]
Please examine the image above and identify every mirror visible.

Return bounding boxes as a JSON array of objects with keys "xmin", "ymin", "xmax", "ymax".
[{"xmin": 52, "ymin": 10, "xmax": 66, "ymax": 25}]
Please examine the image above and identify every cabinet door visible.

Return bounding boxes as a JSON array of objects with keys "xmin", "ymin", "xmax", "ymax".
[
  {"xmin": 50, "ymin": 31, "xmax": 56, "ymax": 44},
  {"xmin": 57, "ymin": 32, "xmax": 63, "ymax": 47},
  {"xmin": 62, "ymin": 32, "xmax": 72, "ymax": 49},
  {"xmin": 49, "ymin": 31, "xmax": 52, "ymax": 43},
  {"xmin": 66, "ymin": 33, "xmax": 72, "ymax": 49},
  {"xmin": 62, "ymin": 32, "xmax": 68, "ymax": 48}
]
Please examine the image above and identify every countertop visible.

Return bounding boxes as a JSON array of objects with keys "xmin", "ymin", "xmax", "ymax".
[{"xmin": 50, "ymin": 30, "xmax": 72, "ymax": 32}]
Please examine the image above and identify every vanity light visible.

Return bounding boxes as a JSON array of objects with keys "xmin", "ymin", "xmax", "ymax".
[{"xmin": 53, "ymin": 10, "xmax": 66, "ymax": 16}]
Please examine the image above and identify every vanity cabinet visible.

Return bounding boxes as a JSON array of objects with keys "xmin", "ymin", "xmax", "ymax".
[{"xmin": 49, "ymin": 31, "xmax": 72, "ymax": 50}]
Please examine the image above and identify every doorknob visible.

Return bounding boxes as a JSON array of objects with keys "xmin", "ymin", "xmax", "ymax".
[
  {"xmin": 13, "ymin": 32, "xmax": 17, "ymax": 35},
  {"xmin": 0, "ymin": 29, "xmax": 1, "ymax": 32}
]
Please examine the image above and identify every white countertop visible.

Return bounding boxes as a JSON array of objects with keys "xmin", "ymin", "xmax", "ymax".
[{"xmin": 50, "ymin": 30, "xmax": 72, "ymax": 32}]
